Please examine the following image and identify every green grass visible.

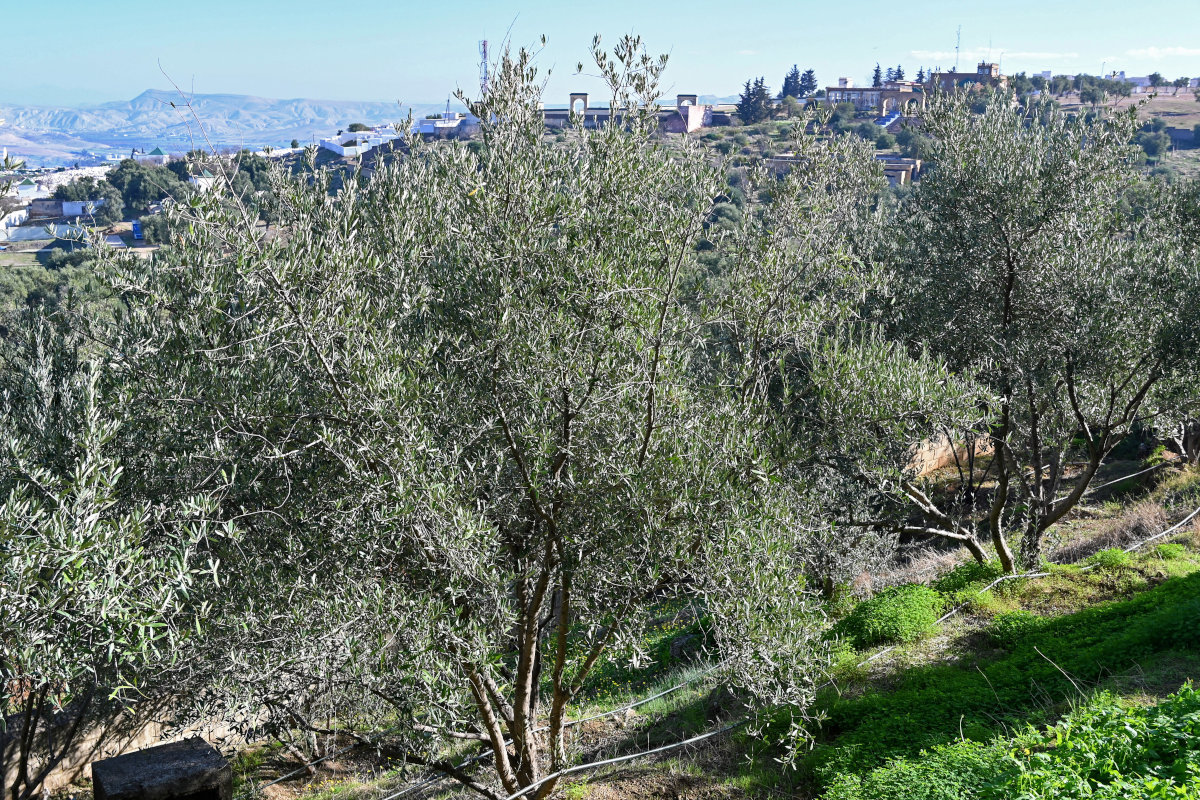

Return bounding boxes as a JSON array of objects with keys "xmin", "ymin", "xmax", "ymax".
[
  {"xmin": 231, "ymin": 741, "xmax": 284, "ymax": 793},
  {"xmin": 823, "ymin": 683, "xmax": 1200, "ymax": 800},
  {"xmin": 0, "ymin": 251, "xmax": 41, "ymax": 268},
  {"xmin": 1155, "ymin": 468, "xmax": 1200, "ymax": 512},
  {"xmin": 807, "ymin": 566, "xmax": 1200, "ymax": 793}
]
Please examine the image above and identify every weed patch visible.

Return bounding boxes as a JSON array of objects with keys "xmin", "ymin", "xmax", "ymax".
[
  {"xmin": 824, "ymin": 684, "xmax": 1200, "ymax": 799},
  {"xmin": 1089, "ymin": 548, "xmax": 1132, "ymax": 569},
  {"xmin": 808, "ymin": 570, "xmax": 1200, "ymax": 790},
  {"xmin": 830, "ymin": 584, "xmax": 944, "ymax": 649}
]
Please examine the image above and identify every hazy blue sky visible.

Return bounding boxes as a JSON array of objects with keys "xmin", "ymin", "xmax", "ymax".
[{"xmin": 3, "ymin": 0, "xmax": 1199, "ymax": 105}]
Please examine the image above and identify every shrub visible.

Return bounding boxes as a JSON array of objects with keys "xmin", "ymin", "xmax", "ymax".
[
  {"xmin": 988, "ymin": 609, "xmax": 1041, "ymax": 649},
  {"xmin": 1154, "ymin": 542, "xmax": 1187, "ymax": 560},
  {"xmin": 832, "ymin": 584, "xmax": 944, "ymax": 649},
  {"xmin": 1088, "ymin": 548, "xmax": 1131, "ymax": 569},
  {"xmin": 42, "ymin": 247, "xmax": 94, "ymax": 270}
]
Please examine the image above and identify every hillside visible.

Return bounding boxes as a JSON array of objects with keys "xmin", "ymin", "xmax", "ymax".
[
  {"xmin": 220, "ymin": 465, "xmax": 1200, "ymax": 800},
  {"xmin": 1054, "ymin": 89, "xmax": 1200, "ymax": 131}
]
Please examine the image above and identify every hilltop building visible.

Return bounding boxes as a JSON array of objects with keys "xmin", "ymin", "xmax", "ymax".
[
  {"xmin": 319, "ymin": 126, "xmax": 403, "ymax": 157},
  {"xmin": 1108, "ymin": 72, "xmax": 1178, "ymax": 93},
  {"xmin": 824, "ymin": 77, "xmax": 925, "ymax": 114},
  {"xmin": 926, "ymin": 62, "xmax": 1008, "ymax": 92},
  {"xmin": 15, "ymin": 178, "xmax": 47, "ymax": 199},
  {"xmin": 541, "ymin": 93, "xmax": 715, "ymax": 133},
  {"xmin": 827, "ymin": 62, "xmax": 1009, "ymax": 113},
  {"xmin": 135, "ymin": 147, "xmax": 170, "ymax": 166},
  {"xmin": 413, "ymin": 112, "xmax": 479, "ymax": 138}
]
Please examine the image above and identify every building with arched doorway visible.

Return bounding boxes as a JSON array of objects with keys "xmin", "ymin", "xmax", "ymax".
[
  {"xmin": 542, "ymin": 92, "xmax": 715, "ymax": 133},
  {"xmin": 824, "ymin": 77, "xmax": 926, "ymax": 113}
]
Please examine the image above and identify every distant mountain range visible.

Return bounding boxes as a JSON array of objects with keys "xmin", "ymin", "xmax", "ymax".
[
  {"xmin": 0, "ymin": 89, "xmax": 741, "ymax": 167},
  {"xmin": 0, "ymin": 90, "xmax": 451, "ymax": 165}
]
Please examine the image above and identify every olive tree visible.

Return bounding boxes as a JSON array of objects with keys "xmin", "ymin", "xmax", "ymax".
[
  {"xmin": 91, "ymin": 39, "xmax": 848, "ymax": 800},
  {"xmin": 885, "ymin": 93, "xmax": 1200, "ymax": 571},
  {"xmin": 0, "ymin": 313, "xmax": 223, "ymax": 800},
  {"xmin": 695, "ymin": 120, "xmax": 984, "ymax": 591}
]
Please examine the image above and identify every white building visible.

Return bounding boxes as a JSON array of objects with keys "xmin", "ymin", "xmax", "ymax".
[
  {"xmin": 319, "ymin": 126, "xmax": 403, "ymax": 157},
  {"xmin": 1111, "ymin": 72, "xmax": 1155, "ymax": 92},
  {"xmin": 62, "ymin": 198, "xmax": 107, "ymax": 217},
  {"xmin": 189, "ymin": 169, "xmax": 217, "ymax": 192},
  {"xmin": 15, "ymin": 178, "xmax": 47, "ymax": 199},
  {"xmin": 412, "ymin": 112, "xmax": 479, "ymax": 138},
  {"xmin": 135, "ymin": 147, "xmax": 171, "ymax": 165}
]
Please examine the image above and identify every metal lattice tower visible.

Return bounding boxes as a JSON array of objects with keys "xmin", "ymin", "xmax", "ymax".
[{"xmin": 479, "ymin": 39, "xmax": 489, "ymax": 94}]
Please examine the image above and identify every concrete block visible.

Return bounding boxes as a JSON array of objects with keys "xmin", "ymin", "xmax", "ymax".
[{"xmin": 92, "ymin": 738, "xmax": 231, "ymax": 800}]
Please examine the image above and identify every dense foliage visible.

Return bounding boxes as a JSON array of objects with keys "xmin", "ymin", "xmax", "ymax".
[
  {"xmin": 2, "ymin": 36, "xmax": 1199, "ymax": 800},
  {"xmin": 825, "ymin": 684, "xmax": 1200, "ymax": 799},
  {"xmin": 878, "ymin": 92, "xmax": 1200, "ymax": 570}
]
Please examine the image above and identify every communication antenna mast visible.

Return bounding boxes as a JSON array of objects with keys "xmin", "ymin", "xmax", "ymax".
[
  {"xmin": 479, "ymin": 39, "xmax": 490, "ymax": 94},
  {"xmin": 955, "ymin": 25, "xmax": 961, "ymax": 71}
]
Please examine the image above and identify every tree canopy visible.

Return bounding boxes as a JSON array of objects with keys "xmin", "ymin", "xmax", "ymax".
[
  {"xmin": 881, "ymin": 93, "xmax": 1200, "ymax": 570},
  {"xmin": 736, "ymin": 76, "xmax": 774, "ymax": 123}
]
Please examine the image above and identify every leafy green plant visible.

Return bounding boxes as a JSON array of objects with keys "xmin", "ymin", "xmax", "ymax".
[
  {"xmin": 1003, "ymin": 684, "xmax": 1200, "ymax": 799},
  {"xmin": 823, "ymin": 685, "xmax": 1200, "ymax": 800},
  {"xmin": 823, "ymin": 739, "xmax": 1010, "ymax": 800},
  {"xmin": 1155, "ymin": 542, "xmax": 1187, "ymax": 560},
  {"xmin": 1089, "ymin": 548, "xmax": 1132, "ymax": 569},
  {"xmin": 832, "ymin": 584, "xmax": 944, "ymax": 649},
  {"xmin": 561, "ymin": 778, "xmax": 591, "ymax": 800}
]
